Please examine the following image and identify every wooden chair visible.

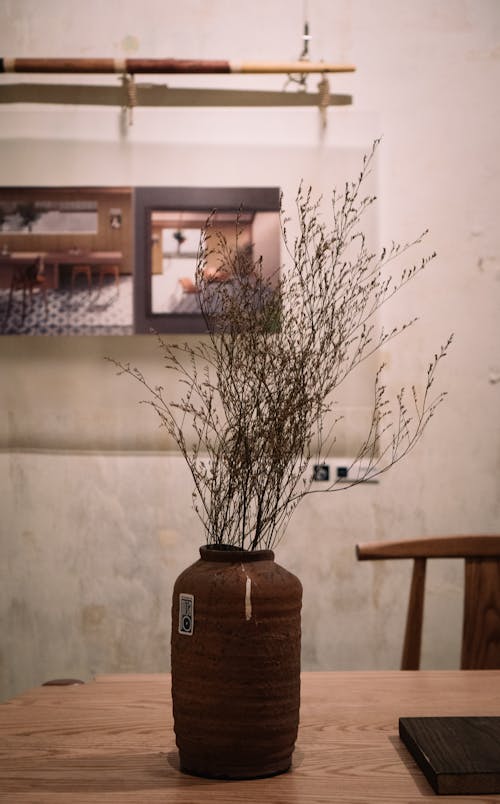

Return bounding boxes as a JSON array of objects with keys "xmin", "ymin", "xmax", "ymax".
[
  {"xmin": 98, "ymin": 263, "xmax": 120, "ymax": 290},
  {"xmin": 71, "ymin": 263, "xmax": 92, "ymax": 293},
  {"xmin": 7, "ymin": 257, "xmax": 48, "ymax": 321},
  {"xmin": 356, "ymin": 535, "xmax": 500, "ymax": 670}
]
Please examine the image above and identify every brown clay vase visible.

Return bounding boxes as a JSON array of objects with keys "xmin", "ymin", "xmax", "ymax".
[{"xmin": 171, "ymin": 544, "xmax": 302, "ymax": 779}]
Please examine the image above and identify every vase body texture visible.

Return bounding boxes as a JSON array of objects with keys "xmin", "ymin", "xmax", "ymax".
[{"xmin": 171, "ymin": 545, "xmax": 302, "ymax": 779}]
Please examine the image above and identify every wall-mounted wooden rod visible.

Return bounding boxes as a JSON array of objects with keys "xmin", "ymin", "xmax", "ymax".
[{"xmin": 0, "ymin": 57, "xmax": 355, "ymax": 75}]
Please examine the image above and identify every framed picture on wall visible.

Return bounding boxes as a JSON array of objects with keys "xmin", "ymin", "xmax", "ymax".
[
  {"xmin": 134, "ymin": 186, "xmax": 281, "ymax": 334},
  {"xmin": 0, "ymin": 186, "xmax": 133, "ymax": 335},
  {"xmin": 0, "ymin": 185, "xmax": 281, "ymax": 336}
]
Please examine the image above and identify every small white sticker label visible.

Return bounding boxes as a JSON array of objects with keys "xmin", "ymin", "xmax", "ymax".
[{"xmin": 179, "ymin": 593, "xmax": 194, "ymax": 635}]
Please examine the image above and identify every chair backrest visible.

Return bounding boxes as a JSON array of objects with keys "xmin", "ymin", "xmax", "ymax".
[
  {"xmin": 13, "ymin": 256, "xmax": 44, "ymax": 285},
  {"xmin": 356, "ymin": 535, "xmax": 500, "ymax": 670},
  {"xmin": 24, "ymin": 256, "xmax": 44, "ymax": 283}
]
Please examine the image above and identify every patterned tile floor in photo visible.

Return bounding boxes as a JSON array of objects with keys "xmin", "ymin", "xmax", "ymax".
[{"xmin": 0, "ymin": 274, "xmax": 133, "ymax": 335}]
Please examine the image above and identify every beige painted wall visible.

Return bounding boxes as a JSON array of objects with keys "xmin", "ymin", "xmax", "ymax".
[{"xmin": 1, "ymin": 0, "xmax": 499, "ymax": 701}]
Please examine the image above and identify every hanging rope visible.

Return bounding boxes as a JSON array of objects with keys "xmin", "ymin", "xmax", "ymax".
[
  {"xmin": 122, "ymin": 73, "xmax": 137, "ymax": 125},
  {"xmin": 317, "ymin": 73, "xmax": 330, "ymax": 129},
  {"xmin": 283, "ymin": 18, "xmax": 313, "ymax": 92}
]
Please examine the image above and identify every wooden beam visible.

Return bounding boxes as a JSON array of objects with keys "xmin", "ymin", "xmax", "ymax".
[{"xmin": 0, "ymin": 83, "xmax": 353, "ymax": 108}]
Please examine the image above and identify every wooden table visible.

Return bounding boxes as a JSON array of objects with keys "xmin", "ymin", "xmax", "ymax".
[
  {"xmin": 0, "ymin": 251, "xmax": 122, "ymax": 289},
  {"xmin": 1, "ymin": 671, "xmax": 499, "ymax": 802}
]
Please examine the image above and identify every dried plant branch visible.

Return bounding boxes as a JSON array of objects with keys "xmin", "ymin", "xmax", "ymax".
[{"xmin": 109, "ymin": 141, "xmax": 452, "ymax": 551}]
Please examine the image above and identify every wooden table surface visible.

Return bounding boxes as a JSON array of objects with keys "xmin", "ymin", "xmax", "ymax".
[{"xmin": 1, "ymin": 671, "xmax": 499, "ymax": 803}]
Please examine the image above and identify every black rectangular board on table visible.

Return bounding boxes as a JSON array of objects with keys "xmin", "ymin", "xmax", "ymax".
[{"xmin": 399, "ymin": 716, "xmax": 500, "ymax": 795}]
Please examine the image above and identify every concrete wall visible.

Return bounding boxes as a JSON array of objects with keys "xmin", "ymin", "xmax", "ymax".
[{"xmin": 1, "ymin": 0, "xmax": 499, "ymax": 701}]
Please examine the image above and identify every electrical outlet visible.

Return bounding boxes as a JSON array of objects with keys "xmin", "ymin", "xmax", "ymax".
[
  {"xmin": 311, "ymin": 459, "xmax": 378, "ymax": 484},
  {"xmin": 312, "ymin": 464, "xmax": 330, "ymax": 481}
]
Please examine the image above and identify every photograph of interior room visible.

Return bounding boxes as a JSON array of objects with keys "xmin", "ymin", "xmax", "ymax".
[{"xmin": 1, "ymin": 0, "xmax": 499, "ymax": 703}]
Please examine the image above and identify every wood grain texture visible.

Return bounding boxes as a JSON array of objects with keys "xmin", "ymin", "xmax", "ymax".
[
  {"xmin": 401, "ymin": 558, "xmax": 427, "ymax": 671},
  {"xmin": 0, "ymin": 188, "xmax": 133, "ymax": 277},
  {"xmin": 356, "ymin": 534, "xmax": 500, "ymax": 560},
  {"xmin": 462, "ymin": 559, "xmax": 500, "ymax": 669},
  {"xmin": 399, "ymin": 716, "xmax": 500, "ymax": 795},
  {"xmin": 1, "ymin": 671, "xmax": 500, "ymax": 802}
]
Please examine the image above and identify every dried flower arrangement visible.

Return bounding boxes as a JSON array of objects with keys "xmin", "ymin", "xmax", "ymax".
[{"xmin": 112, "ymin": 143, "xmax": 452, "ymax": 551}]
